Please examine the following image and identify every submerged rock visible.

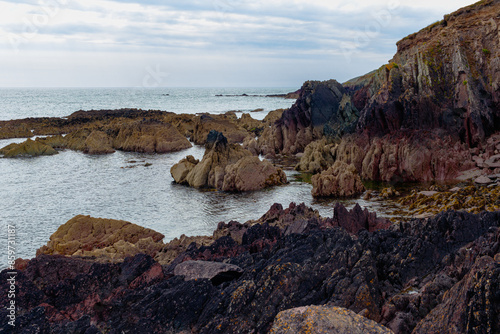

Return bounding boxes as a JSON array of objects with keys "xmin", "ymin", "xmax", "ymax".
[{"xmin": 0, "ymin": 139, "xmax": 58, "ymax": 158}]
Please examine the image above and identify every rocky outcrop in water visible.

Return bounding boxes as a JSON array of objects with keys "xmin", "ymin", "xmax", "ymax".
[
  {"xmin": 171, "ymin": 131, "xmax": 287, "ymax": 191},
  {"xmin": 2, "ymin": 208, "xmax": 499, "ymax": 333},
  {"xmin": 36, "ymin": 215, "xmax": 165, "ymax": 261},
  {"xmin": 191, "ymin": 114, "xmax": 250, "ymax": 145},
  {"xmin": 0, "ymin": 139, "xmax": 58, "ymax": 158}
]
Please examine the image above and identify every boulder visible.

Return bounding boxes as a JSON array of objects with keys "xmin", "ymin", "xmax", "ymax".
[
  {"xmin": 0, "ymin": 139, "xmax": 58, "ymax": 158},
  {"xmin": 222, "ymin": 156, "xmax": 287, "ymax": 192},
  {"xmin": 170, "ymin": 155, "xmax": 199, "ymax": 184},
  {"xmin": 332, "ymin": 203, "xmax": 392, "ymax": 234},
  {"xmin": 174, "ymin": 260, "xmax": 243, "ymax": 285},
  {"xmin": 311, "ymin": 161, "xmax": 365, "ymax": 197},
  {"xmin": 269, "ymin": 305, "xmax": 394, "ymax": 334},
  {"xmin": 36, "ymin": 215, "xmax": 165, "ymax": 261}
]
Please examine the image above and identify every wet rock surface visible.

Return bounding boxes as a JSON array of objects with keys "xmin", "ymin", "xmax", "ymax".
[{"xmin": 2, "ymin": 206, "xmax": 498, "ymax": 334}]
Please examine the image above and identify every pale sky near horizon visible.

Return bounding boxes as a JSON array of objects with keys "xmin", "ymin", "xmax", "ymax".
[{"xmin": 0, "ymin": 0, "xmax": 479, "ymax": 88}]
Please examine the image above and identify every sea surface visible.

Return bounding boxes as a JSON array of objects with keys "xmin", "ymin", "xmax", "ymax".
[{"xmin": 0, "ymin": 87, "xmax": 395, "ymax": 264}]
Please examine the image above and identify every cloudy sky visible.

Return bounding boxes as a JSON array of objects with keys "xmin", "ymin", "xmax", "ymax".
[{"xmin": 0, "ymin": 0, "xmax": 477, "ymax": 87}]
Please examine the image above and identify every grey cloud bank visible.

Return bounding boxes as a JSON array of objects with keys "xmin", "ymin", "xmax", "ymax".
[{"xmin": 0, "ymin": 0, "xmax": 478, "ymax": 87}]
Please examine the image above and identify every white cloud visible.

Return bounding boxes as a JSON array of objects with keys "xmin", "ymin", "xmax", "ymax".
[{"xmin": 0, "ymin": 0, "xmax": 480, "ymax": 87}]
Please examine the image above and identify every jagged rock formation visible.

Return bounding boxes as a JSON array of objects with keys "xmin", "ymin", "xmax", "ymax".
[
  {"xmin": 171, "ymin": 131, "xmax": 287, "ymax": 191},
  {"xmin": 281, "ymin": 0, "xmax": 500, "ymax": 182},
  {"xmin": 2, "ymin": 208, "xmax": 498, "ymax": 333},
  {"xmin": 349, "ymin": 0, "xmax": 500, "ymax": 146},
  {"xmin": 258, "ymin": 80, "xmax": 359, "ymax": 155},
  {"xmin": 311, "ymin": 161, "xmax": 365, "ymax": 197}
]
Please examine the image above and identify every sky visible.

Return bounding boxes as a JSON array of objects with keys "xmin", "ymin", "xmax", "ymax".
[{"xmin": 0, "ymin": 0, "xmax": 478, "ymax": 88}]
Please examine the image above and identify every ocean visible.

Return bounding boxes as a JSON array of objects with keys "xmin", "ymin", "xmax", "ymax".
[{"xmin": 0, "ymin": 87, "xmax": 391, "ymax": 264}]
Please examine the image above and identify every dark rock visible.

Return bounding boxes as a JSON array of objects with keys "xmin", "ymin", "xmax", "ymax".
[
  {"xmin": 332, "ymin": 203, "xmax": 392, "ymax": 234},
  {"xmin": 2, "ymin": 209, "xmax": 500, "ymax": 333}
]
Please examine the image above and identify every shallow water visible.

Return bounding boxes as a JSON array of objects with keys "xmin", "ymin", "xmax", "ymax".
[
  {"xmin": 0, "ymin": 139, "xmax": 400, "ymax": 263},
  {"xmin": 0, "ymin": 87, "xmax": 400, "ymax": 264}
]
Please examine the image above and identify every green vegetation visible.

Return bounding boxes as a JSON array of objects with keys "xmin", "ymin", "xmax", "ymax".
[
  {"xmin": 482, "ymin": 48, "xmax": 491, "ymax": 55},
  {"xmin": 463, "ymin": 80, "xmax": 468, "ymax": 86},
  {"xmin": 385, "ymin": 62, "xmax": 399, "ymax": 71}
]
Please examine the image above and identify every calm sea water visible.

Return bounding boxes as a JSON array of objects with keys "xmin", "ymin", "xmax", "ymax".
[{"xmin": 0, "ymin": 88, "xmax": 393, "ymax": 263}]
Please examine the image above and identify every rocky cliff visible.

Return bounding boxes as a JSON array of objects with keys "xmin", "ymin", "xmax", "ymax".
[
  {"xmin": 266, "ymin": 0, "xmax": 500, "ymax": 182},
  {"xmin": 348, "ymin": 0, "xmax": 500, "ymax": 146}
]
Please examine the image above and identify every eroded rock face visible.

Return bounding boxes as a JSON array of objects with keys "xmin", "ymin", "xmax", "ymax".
[
  {"xmin": 345, "ymin": 0, "xmax": 500, "ymax": 147},
  {"xmin": 311, "ymin": 161, "xmax": 365, "ymax": 197},
  {"xmin": 269, "ymin": 305, "xmax": 394, "ymax": 334},
  {"xmin": 0, "ymin": 139, "xmax": 58, "ymax": 158},
  {"xmin": 36, "ymin": 215, "xmax": 165, "ymax": 260},
  {"xmin": 295, "ymin": 138, "xmax": 337, "ymax": 173},
  {"xmin": 258, "ymin": 80, "xmax": 359, "ymax": 155},
  {"xmin": 171, "ymin": 131, "xmax": 287, "ymax": 191},
  {"xmin": 299, "ymin": 131, "xmax": 475, "ymax": 182}
]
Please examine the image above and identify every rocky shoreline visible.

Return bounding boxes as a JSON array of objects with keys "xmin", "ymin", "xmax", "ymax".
[
  {"xmin": 1, "ymin": 0, "xmax": 500, "ymax": 333},
  {"xmin": 1, "ymin": 203, "xmax": 499, "ymax": 333}
]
